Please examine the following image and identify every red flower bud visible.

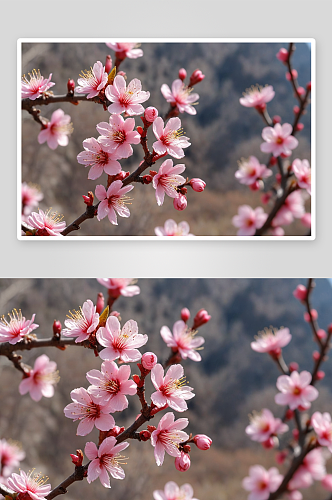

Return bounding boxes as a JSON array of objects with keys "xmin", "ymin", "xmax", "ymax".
[
  {"xmin": 293, "ymin": 284, "xmax": 307, "ymax": 301},
  {"xmin": 96, "ymin": 292, "xmax": 105, "ymax": 314},
  {"xmin": 181, "ymin": 308, "xmax": 190, "ymax": 322},
  {"xmin": 144, "ymin": 107, "xmax": 158, "ymax": 123},
  {"xmin": 105, "ymin": 55, "xmax": 113, "ymax": 74},
  {"xmin": 174, "ymin": 451, "xmax": 191, "ymax": 472},
  {"xmin": 272, "ymin": 115, "xmax": 281, "ymax": 124},
  {"xmin": 296, "ymin": 123, "xmax": 304, "ymax": 131},
  {"xmin": 190, "ymin": 178, "xmax": 206, "ymax": 192},
  {"xmin": 132, "ymin": 374, "xmax": 141, "ymax": 386},
  {"xmin": 137, "ymin": 126, "xmax": 144, "ymax": 136},
  {"xmin": 306, "ymin": 81, "xmax": 311, "ymax": 91},
  {"xmin": 53, "ymin": 320, "xmax": 62, "ymax": 336},
  {"xmin": 194, "ymin": 434, "xmax": 212, "ymax": 450},
  {"xmin": 276, "ymin": 48, "xmax": 289, "ymax": 63},
  {"xmin": 143, "ymin": 175, "xmax": 153, "ymax": 184},
  {"xmin": 189, "ymin": 69, "xmax": 205, "ymax": 87},
  {"xmin": 316, "ymin": 371, "xmax": 325, "ymax": 380},
  {"xmin": 147, "ymin": 425, "xmax": 157, "ymax": 433},
  {"xmin": 67, "ymin": 78, "xmax": 75, "ymax": 94},
  {"xmin": 139, "ymin": 430, "xmax": 151, "ymax": 441},
  {"xmin": 289, "ymin": 362, "xmax": 299, "ymax": 372},
  {"xmin": 193, "ymin": 309, "xmax": 211, "ymax": 329},
  {"xmin": 82, "ymin": 191, "xmax": 94, "ymax": 206},
  {"xmin": 141, "ymin": 352, "xmax": 158, "ymax": 371},
  {"xmin": 70, "ymin": 449, "xmax": 84, "ymax": 466},
  {"xmin": 173, "ymin": 195, "xmax": 187, "ymax": 211},
  {"xmin": 178, "ymin": 68, "xmax": 187, "ymax": 81},
  {"xmin": 149, "ymin": 170, "xmax": 157, "ymax": 177}
]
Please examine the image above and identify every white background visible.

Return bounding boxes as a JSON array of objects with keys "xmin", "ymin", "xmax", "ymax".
[{"xmin": 2, "ymin": 0, "xmax": 331, "ymax": 278}]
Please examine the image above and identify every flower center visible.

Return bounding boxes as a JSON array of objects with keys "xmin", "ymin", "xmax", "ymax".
[
  {"xmin": 161, "ymin": 376, "xmax": 187, "ymax": 396},
  {"xmin": 22, "ymin": 69, "xmax": 43, "ymax": 92},
  {"xmin": 112, "ymin": 130, "xmax": 126, "ymax": 144},
  {"xmin": 67, "ymin": 307, "xmax": 90, "ymax": 333},
  {"xmin": 293, "ymin": 386, "xmax": 301, "ymax": 396},
  {"xmin": 276, "ymin": 137, "xmax": 284, "ymax": 145},
  {"xmin": 95, "ymin": 150, "xmax": 110, "ymax": 166},
  {"xmin": 105, "ymin": 379, "xmax": 121, "ymax": 395}
]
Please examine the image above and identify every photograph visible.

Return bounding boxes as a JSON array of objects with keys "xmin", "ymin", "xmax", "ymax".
[
  {"xmin": 19, "ymin": 39, "xmax": 314, "ymax": 239},
  {"xmin": 1, "ymin": 278, "xmax": 332, "ymax": 500}
]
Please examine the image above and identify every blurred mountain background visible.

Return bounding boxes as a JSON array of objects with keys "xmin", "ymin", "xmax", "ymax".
[
  {"xmin": 0, "ymin": 278, "xmax": 330, "ymax": 499},
  {"xmin": 21, "ymin": 42, "xmax": 311, "ymax": 236}
]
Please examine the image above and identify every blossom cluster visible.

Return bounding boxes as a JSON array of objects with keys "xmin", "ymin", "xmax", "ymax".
[
  {"xmin": 243, "ymin": 281, "xmax": 332, "ymax": 500},
  {"xmin": 21, "ymin": 44, "xmax": 206, "ymax": 235},
  {"xmin": 233, "ymin": 45, "xmax": 311, "ymax": 236}
]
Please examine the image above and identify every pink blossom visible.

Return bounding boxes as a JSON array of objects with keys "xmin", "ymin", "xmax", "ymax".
[
  {"xmin": 105, "ymin": 75, "xmax": 150, "ymax": 115},
  {"xmin": 160, "ymin": 320, "xmax": 205, "ymax": 362},
  {"xmin": 152, "ymin": 117, "xmax": 190, "ymax": 159},
  {"xmin": 22, "ymin": 183, "xmax": 43, "ymax": 216},
  {"xmin": 38, "ymin": 109, "xmax": 72, "ymax": 150},
  {"xmin": 21, "ymin": 69, "xmax": 55, "ymax": 100},
  {"xmin": 77, "ymin": 137, "xmax": 121, "ymax": 180},
  {"xmin": 7, "ymin": 470, "xmax": 51, "ymax": 500},
  {"xmin": 174, "ymin": 451, "xmax": 191, "ymax": 472},
  {"xmin": 151, "ymin": 364, "xmax": 194, "ymax": 412},
  {"xmin": 173, "ymin": 195, "xmax": 187, "ymax": 211},
  {"xmin": 153, "ymin": 481, "xmax": 199, "ymax": 500},
  {"xmin": 19, "ymin": 354, "xmax": 59, "ymax": 402},
  {"xmin": 152, "ymin": 159, "xmax": 186, "ymax": 206},
  {"xmin": 293, "ymin": 285, "xmax": 307, "ymax": 301},
  {"xmin": 75, "ymin": 61, "xmax": 108, "ymax": 99},
  {"xmin": 63, "ymin": 387, "xmax": 115, "ymax": 436},
  {"xmin": 193, "ymin": 309, "xmax": 211, "ymax": 329},
  {"xmin": 95, "ymin": 181, "xmax": 134, "ymax": 225},
  {"xmin": 260, "ymin": 123, "xmax": 298, "ymax": 158},
  {"xmin": 311, "ymin": 412, "xmax": 332, "ymax": 451},
  {"xmin": 86, "ymin": 360, "xmax": 137, "ymax": 411},
  {"xmin": 85, "ymin": 436, "xmax": 129, "ymax": 488},
  {"xmin": 96, "ymin": 115, "xmax": 140, "ymax": 159},
  {"xmin": 242, "ymin": 465, "xmax": 283, "ymax": 500},
  {"xmin": 272, "ymin": 191, "xmax": 305, "ymax": 227},
  {"xmin": 276, "ymin": 48, "xmax": 289, "ymax": 63},
  {"xmin": 0, "ymin": 309, "xmax": 38, "ymax": 344},
  {"xmin": 155, "ymin": 219, "xmax": 192, "ymax": 236},
  {"xmin": 288, "ymin": 448, "xmax": 327, "ymax": 490},
  {"xmin": 96, "ymin": 278, "xmax": 140, "ymax": 298},
  {"xmin": 275, "ymin": 371, "xmax": 318, "ymax": 410},
  {"xmin": 190, "ymin": 178, "xmax": 206, "ymax": 192},
  {"xmin": 245, "ymin": 409, "xmax": 289, "ymax": 443},
  {"xmin": 151, "ymin": 412, "xmax": 189, "ymax": 466},
  {"xmin": 145, "ymin": 107, "xmax": 158, "ymax": 122},
  {"xmin": 232, "ymin": 205, "xmax": 267, "ymax": 236},
  {"xmin": 0, "ymin": 439, "xmax": 25, "ymax": 477},
  {"xmin": 105, "ymin": 42, "xmax": 143, "ymax": 60},
  {"xmin": 62, "ymin": 299, "xmax": 99, "ymax": 343},
  {"xmin": 141, "ymin": 352, "xmax": 158, "ymax": 370},
  {"xmin": 97, "ymin": 316, "xmax": 148, "ymax": 363},
  {"xmin": 161, "ymin": 79, "xmax": 199, "ymax": 115},
  {"xmin": 240, "ymin": 85, "xmax": 275, "ymax": 110},
  {"xmin": 292, "ymin": 159, "xmax": 311, "ymax": 195},
  {"xmin": 193, "ymin": 434, "xmax": 212, "ymax": 450},
  {"xmin": 27, "ymin": 209, "xmax": 66, "ymax": 236},
  {"xmin": 235, "ymin": 156, "xmax": 272, "ymax": 186},
  {"xmin": 251, "ymin": 327, "xmax": 292, "ymax": 355}
]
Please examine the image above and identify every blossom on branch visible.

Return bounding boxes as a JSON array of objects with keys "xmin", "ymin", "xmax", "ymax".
[
  {"xmin": 242, "ymin": 465, "xmax": 283, "ymax": 500},
  {"xmin": 97, "ymin": 278, "xmax": 140, "ymax": 298},
  {"xmin": 151, "ymin": 364, "xmax": 194, "ymax": 412},
  {"xmin": 154, "ymin": 220, "xmax": 192, "ymax": 236},
  {"xmin": 37, "ymin": 109, "xmax": 73, "ymax": 150},
  {"xmin": 153, "ymin": 481, "xmax": 199, "ymax": 500},
  {"xmin": 26, "ymin": 209, "xmax": 66, "ymax": 236},
  {"xmin": 161, "ymin": 79, "xmax": 199, "ymax": 115},
  {"xmin": 251, "ymin": 327, "xmax": 292, "ymax": 356},
  {"xmin": 0, "ymin": 439, "xmax": 25, "ymax": 478},
  {"xmin": 75, "ymin": 61, "xmax": 108, "ymax": 99},
  {"xmin": 95, "ymin": 181, "xmax": 134, "ymax": 225},
  {"xmin": 21, "ymin": 69, "xmax": 55, "ymax": 100},
  {"xmin": 105, "ymin": 75, "xmax": 150, "ymax": 115},
  {"xmin": 152, "ymin": 117, "xmax": 191, "ymax": 159},
  {"xmin": 22, "ymin": 183, "xmax": 43, "ymax": 216},
  {"xmin": 85, "ymin": 436, "xmax": 129, "ymax": 488},
  {"xmin": 19, "ymin": 354, "xmax": 59, "ymax": 402},
  {"xmin": 152, "ymin": 159, "xmax": 186, "ymax": 206},
  {"xmin": 63, "ymin": 387, "xmax": 115, "ymax": 436},
  {"xmin": 311, "ymin": 412, "xmax": 332, "ymax": 451},
  {"xmin": 86, "ymin": 360, "xmax": 137, "ymax": 411},
  {"xmin": 288, "ymin": 448, "xmax": 327, "ymax": 491},
  {"xmin": 271, "ymin": 191, "xmax": 305, "ymax": 228},
  {"xmin": 151, "ymin": 412, "xmax": 189, "ymax": 466},
  {"xmin": 240, "ymin": 85, "xmax": 275, "ymax": 111},
  {"xmin": 160, "ymin": 320, "xmax": 205, "ymax": 362},
  {"xmin": 96, "ymin": 115, "xmax": 140, "ymax": 158},
  {"xmin": 0, "ymin": 309, "xmax": 38, "ymax": 344},
  {"xmin": 106, "ymin": 42, "xmax": 143, "ymax": 60},
  {"xmin": 275, "ymin": 371, "xmax": 318, "ymax": 410},
  {"xmin": 62, "ymin": 299, "xmax": 99, "ymax": 343},
  {"xmin": 232, "ymin": 205, "xmax": 267, "ymax": 236},
  {"xmin": 260, "ymin": 123, "xmax": 298, "ymax": 158},
  {"xmin": 292, "ymin": 159, "xmax": 311, "ymax": 195},
  {"xmin": 235, "ymin": 156, "xmax": 272, "ymax": 186},
  {"xmin": 245, "ymin": 409, "xmax": 289, "ymax": 444},
  {"xmin": 77, "ymin": 137, "xmax": 121, "ymax": 180},
  {"xmin": 97, "ymin": 316, "xmax": 148, "ymax": 362},
  {"xmin": 7, "ymin": 470, "xmax": 51, "ymax": 500}
]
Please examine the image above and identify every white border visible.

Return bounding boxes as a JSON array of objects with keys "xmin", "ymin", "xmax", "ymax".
[{"xmin": 18, "ymin": 38, "xmax": 316, "ymax": 241}]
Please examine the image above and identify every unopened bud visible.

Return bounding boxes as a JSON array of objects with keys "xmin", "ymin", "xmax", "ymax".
[
  {"xmin": 139, "ymin": 430, "xmax": 151, "ymax": 441},
  {"xmin": 293, "ymin": 284, "xmax": 307, "ymax": 301},
  {"xmin": 297, "ymin": 86, "xmax": 305, "ymax": 96},
  {"xmin": 316, "ymin": 371, "xmax": 325, "ymax": 380},
  {"xmin": 296, "ymin": 123, "xmax": 304, "ymax": 131},
  {"xmin": 96, "ymin": 292, "xmax": 105, "ymax": 314},
  {"xmin": 70, "ymin": 449, "xmax": 84, "ymax": 466},
  {"xmin": 147, "ymin": 425, "xmax": 156, "ymax": 433},
  {"xmin": 137, "ymin": 126, "xmax": 144, "ymax": 135},
  {"xmin": 141, "ymin": 352, "xmax": 158, "ymax": 371},
  {"xmin": 250, "ymin": 180, "xmax": 263, "ymax": 191},
  {"xmin": 82, "ymin": 191, "xmax": 94, "ymax": 206},
  {"xmin": 189, "ymin": 69, "xmax": 205, "ymax": 87},
  {"xmin": 194, "ymin": 434, "xmax": 212, "ymax": 450},
  {"xmin": 289, "ymin": 362, "xmax": 299, "ymax": 372},
  {"xmin": 67, "ymin": 78, "xmax": 75, "ymax": 94},
  {"xmin": 306, "ymin": 81, "xmax": 311, "ymax": 91},
  {"xmin": 107, "ymin": 426, "xmax": 124, "ymax": 437},
  {"xmin": 285, "ymin": 409, "xmax": 294, "ymax": 420},
  {"xmin": 293, "ymin": 105, "xmax": 300, "ymax": 115},
  {"xmin": 269, "ymin": 156, "xmax": 277, "ymax": 166},
  {"xmin": 304, "ymin": 309, "xmax": 318, "ymax": 322},
  {"xmin": 173, "ymin": 195, "xmax": 187, "ymax": 211},
  {"xmin": 149, "ymin": 170, "xmax": 157, "ymax": 177},
  {"xmin": 143, "ymin": 175, "xmax": 153, "ymax": 184},
  {"xmin": 181, "ymin": 308, "xmax": 190, "ymax": 322},
  {"xmin": 190, "ymin": 178, "xmax": 206, "ymax": 192},
  {"xmin": 183, "ymin": 444, "xmax": 191, "ymax": 453},
  {"xmin": 144, "ymin": 106, "xmax": 158, "ymax": 123},
  {"xmin": 116, "ymin": 171, "xmax": 130, "ymax": 181},
  {"xmin": 312, "ymin": 351, "xmax": 320, "ymax": 361},
  {"xmin": 132, "ymin": 374, "xmax": 141, "ymax": 386},
  {"xmin": 178, "ymin": 68, "xmax": 187, "ymax": 81},
  {"xmin": 276, "ymin": 48, "xmax": 289, "ymax": 63},
  {"xmin": 317, "ymin": 329, "xmax": 327, "ymax": 340},
  {"xmin": 273, "ymin": 115, "xmax": 281, "ymax": 124},
  {"xmin": 105, "ymin": 55, "xmax": 113, "ymax": 74},
  {"xmin": 53, "ymin": 320, "xmax": 62, "ymax": 336},
  {"xmin": 262, "ymin": 437, "xmax": 278, "ymax": 449},
  {"xmin": 193, "ymin": 309, "xmax": 211, "ymax": 329},
  {"xmin": 175, "ymin": 451, "xmax": 191, "ymax": 472}
]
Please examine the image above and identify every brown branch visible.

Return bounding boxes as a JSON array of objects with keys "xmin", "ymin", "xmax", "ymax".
[
  {"xmin": 254, "ymin": 184, "xmax": 298, "ymax": 235},
  {"xmin": 0, "ymin": 336, "xmax": 84, "ymax": 357},
  {"xmin": 303, "ymin": 278, "xmax": 322, "ymax": 347},
  {"xmin": 286, "ymin": 43, "xmax": 304, "ymax": 105}
]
